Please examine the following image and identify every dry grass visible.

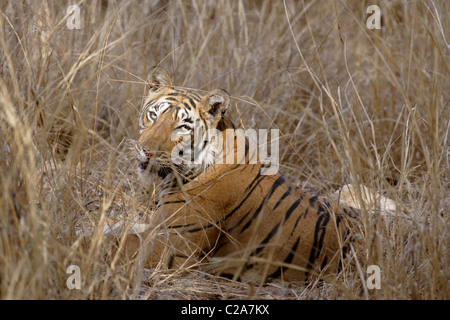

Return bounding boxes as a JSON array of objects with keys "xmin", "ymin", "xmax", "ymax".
[{"xmin": 0, "ymin": 0, "xmax": 448, "ymax": 300}]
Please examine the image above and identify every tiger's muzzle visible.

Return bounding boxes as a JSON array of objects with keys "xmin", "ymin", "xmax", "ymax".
[
  {"xmin": 137, "ymin": 147, "xmax": 152, "ymax": 170},
  {"xmin": 137, "ymin": 147, "xmax": 173, "ymax": 179}
]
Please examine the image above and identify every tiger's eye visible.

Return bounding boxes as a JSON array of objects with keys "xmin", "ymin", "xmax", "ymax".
[{"xmin": 147, "ymin": 111, "xmax": 157, "ymax": 121}]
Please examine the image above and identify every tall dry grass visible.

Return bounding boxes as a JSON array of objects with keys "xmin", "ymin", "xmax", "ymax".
[{"xmin": 0, "ymin": 0, "xmax": 448, "ymax": 299}]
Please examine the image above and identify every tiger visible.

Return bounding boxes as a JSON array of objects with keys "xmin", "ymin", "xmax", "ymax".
[{"xmin": 116, "ymin": 66, "xmax": 362, "ymax": 283}]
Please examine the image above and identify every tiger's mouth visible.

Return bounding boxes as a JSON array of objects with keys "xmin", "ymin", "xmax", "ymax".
[
  {"xmin": 137, "ymin": 147, "xmax": 199, "ymax": 181},
  {"xmin": 138, "ymin": 161, "xmax": 148, "ymax": 171},
  {"xmin": 137, "ymin": 153, "xmax": 173, "ymax": 179},
  {"xmin": 138, "ymin": 160, "xmax": 173, "ymax": 179}
]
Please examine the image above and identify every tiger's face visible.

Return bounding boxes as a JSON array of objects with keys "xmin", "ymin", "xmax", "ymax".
[{"xmin": 137, "ymin": 66, "xmax": 230, "ymax": 182}]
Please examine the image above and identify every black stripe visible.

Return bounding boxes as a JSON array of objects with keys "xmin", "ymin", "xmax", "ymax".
[
  {"xmin": 160, "ymin": 199, "xmax": 186, "ymax": 206},
  {"xmin": 320, "ymin": 256, "xmax": 328, "ymax": 270},
  {"xmin": 182, "ymin": 102, "xmax": 192, "ymax": 110},
  {"xmin": 238, "ymin": 176, "xmax": 285, "ymax": 235},
  {"xmin": 244, "ymin": 138, "xmax": 250, "ymax": 162},
  {"xmin": 188, "ymin": 91, "xmax": 202, "ymax": 100},
  {"xmin": 211, "ymin": 233, "xmax": 228, "ymax": 255},
  {"xmin": 305, "ymin": 212, "xmax": 331, "ymax": 279},
  {"xmin": 160, "ymin": 106, "xmax": 173, "ymax": 117},
  {"xmin": 230, "ymin": 119, "xmax": 236, "ymax": 130},
  {"xmin": 184, "ymin": 222, "xmax": 217, "ymax": 234},
  {"xmin": 337, "ymin": 228, "xmax": 351, "ymax": 273},
  {"xmin": 273, "ymin": 186, "xmax": 292, "ymax": 211},
  {"xmin": 284, "ymin": 198, "xmax": 302, "ymax": 222},
  {"xmin": 201, "ymin": 117, "xmax": 208, "ymax": 135},
  {"xmin": 343, "ymin": 206, "xmax": 359, "ymax": 218},
  {"xmin": 167, "ymin": 222, "xmax": 196, "ymax": 229},
  {"xmin": 334, "ymin": 213, "xmax": 343, "ymax": 228},
  {"xmin": 226, "ymin": 210, "xmax": 252, "ymax": 233},
  {"xmin": 252, "ymin": 198, "xmax": 301, "ymax": 257},
  {"xmin": 267, "ymin": 236, "xmax": 301, "ymax": 279},
  {"xmin": 139, "ymin": 112, "xmax": 146, "ymax": 127},
  {"xmin": 168, "ymin": 92, "xmax": 195, "ymax": 100},
  {"xmin": 316, "ymin": 204, "xmax": 326, "ymax": 215},
  {"xmin": 201, "ymin": 140, "xmax": 208, "ymax": 152},
  {"xmin": 167, "ymin": 255, "xmax": 175, "ymax": 269},
  {"xmin": 309, "ymin": 195, "xmax": 318, "ymax": 207},
  {"xmin": 166, "ymin": 254, "xmax": 189, "ymax": 269},
  {"xmin": 289, "ymin": 209, "xmax": 304, "ymax": 238},
  {"xmin": 144, "ymin": 100, "xmax": 157, "ymax": 110},
  {"xmin": 218, "ymin": 273, "xmax": 241, "ymax": 281},
  {"xmin": 350, "ymin": 207, "xmax": 359, "ymax": 218},
  {"xmin": 187, "ymin": 97, "xmax": 196, "ymax": 109},
  {"xmin": 245, "ymin": 170, "xmax": 263, "ymax": 192},
  {"xmin": 166, "ymin": 92, "xmax": 199, "ymax": 109},
  {"xmin": 254, "ymin": 221, "xmax": 281, "ymax": 256}
]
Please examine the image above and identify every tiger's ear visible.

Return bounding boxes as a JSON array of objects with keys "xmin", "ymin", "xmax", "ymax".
[
  {"xmin": 147, "ymin": 66, "xmax": 172, "ymax": 93},
  {"xmin": 198, "ymin": 89, "xmax": 230, "ymax": 127}
]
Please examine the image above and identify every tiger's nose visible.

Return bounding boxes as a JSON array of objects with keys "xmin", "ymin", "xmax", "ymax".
[{"xmin": 142, "ymin": 147, "xmax": 153, "ymax": 159}]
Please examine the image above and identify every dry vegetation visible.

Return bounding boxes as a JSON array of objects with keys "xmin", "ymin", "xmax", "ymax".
[{"xmin": 0, "ymin": 0, "xmax": 448, "ymax": 300}]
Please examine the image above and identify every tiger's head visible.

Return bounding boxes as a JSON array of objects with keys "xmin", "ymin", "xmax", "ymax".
[{"xmin": 137, "ymin": 66, "xmax": 231, "ymax": 182}]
